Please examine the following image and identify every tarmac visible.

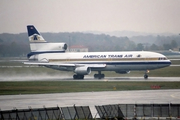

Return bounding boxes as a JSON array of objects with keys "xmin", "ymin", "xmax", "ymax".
[
  {"xmin": 0, "ymin": 89, "xmax": 180, "ymax": 116},
  {"xmin": 0, "ymin": 76, "xmax": 180, "ymax": 116},
  {"xmin": 0, "ymin": 76, "xmax": 180, "ymax": 81}
]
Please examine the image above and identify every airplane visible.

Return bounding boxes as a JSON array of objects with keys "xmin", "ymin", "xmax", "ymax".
[
  {"xmin": 169, "ymin": 49, "xmax": 180, "ymax": 54},
  {"xmin": 24, "ymin": 25, "xmax": 171, "ymax": 79}
]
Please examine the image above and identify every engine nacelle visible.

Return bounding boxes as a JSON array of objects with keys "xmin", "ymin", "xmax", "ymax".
[
  {"xmin": 116, "ymin": 71, "xmax": 130, "ymax": 74},
  {"xmin": 30, "ymin": 43, "xmax": 67, "ymax": 52},
  {"xmin": 74, "ymin": 67, "xmax": 91, "ymax": 75}
]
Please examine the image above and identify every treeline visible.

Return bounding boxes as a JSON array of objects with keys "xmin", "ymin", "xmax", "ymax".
[
  {"xmin": 0, "ymin": 33, "xmax": 30, "ymax": 57},
  {"xmin": 130, "ymin": 35, "xmax": 180, "ymax": 51},
  {"xmin": 0, "ymin": 32, "xmax": 179, "ymax": 57}
]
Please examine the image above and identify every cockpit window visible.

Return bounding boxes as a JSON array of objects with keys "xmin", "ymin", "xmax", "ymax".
[{"xmin": 158, "ymin": 57, "xmax": 167, "ymax": 60}]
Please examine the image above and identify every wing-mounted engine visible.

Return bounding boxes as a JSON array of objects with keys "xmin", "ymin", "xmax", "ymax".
[
  {"xmin": 74, "ymin": 67, "xmax": 91, "ymax": 75},
  {"xmin": 116, "ymin": 71, "xmax": 130, "ymax": 74}
]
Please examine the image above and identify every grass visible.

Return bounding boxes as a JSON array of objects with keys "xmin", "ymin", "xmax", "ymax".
[{"xmin": 0, "ymin": 81, "xmax": 180, "ymax": 95}]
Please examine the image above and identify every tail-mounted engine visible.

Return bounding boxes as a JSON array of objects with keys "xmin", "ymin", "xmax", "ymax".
[
  {"xmin": 28, "ymin": 43, "xmax": 68, "ymax": 59},
  {"xmin": 30, "ymin": 43, "xmax": 67, "ymax": 52}
]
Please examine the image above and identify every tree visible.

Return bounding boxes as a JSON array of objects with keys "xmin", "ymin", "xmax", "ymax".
[
  {"xmin": 163, "ymin": 44, "xmax": 171, "ymax": 50},
  {"xmin": 150, "ymin": 44, "xmax": 159, "ymax": 50},
  {"xmin": 171, "ymin": 40, "xmax": 178, "ymax": 48},
  {"xmin": 0, "ymin": 38, "xmax": 3, "ymax": 42},
  {"xmin": 136, "ymin": 43, "xmax": 144, "ymax": 51}
]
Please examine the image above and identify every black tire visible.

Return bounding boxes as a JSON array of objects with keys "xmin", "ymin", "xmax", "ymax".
[
  {"xmin": 144, "ymin": 74, "xmax": 148, "ymax": 79},
  {"xmin": 98, "ymin": 75, "xmax": 101, "ymax": 79},
  {"xmin": 101, "ymin": 74, "xmax": 105, "ymax": 78},
  {"xmin": 73, "ymin": 75, "xmax": 77, "ymax": 79},
  {"xmin": 80, "ymin": 75, "xmax": 84, "ymax": 79},
  {"xmin": 94, "ymin": 74, "xmax": 98, "ymax": 79},
  {"xmin": 94, "ymin": 74, "xmax": 105, "ymax": 79},
  {"xmin": 73, "ymin": 75, "xmax": 84, "ymax": 79}
]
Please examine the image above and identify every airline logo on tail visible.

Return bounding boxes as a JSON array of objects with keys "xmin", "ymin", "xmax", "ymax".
[{"xmin": 27, "ymin": 25, "xmax": 46, "ymax": 43}]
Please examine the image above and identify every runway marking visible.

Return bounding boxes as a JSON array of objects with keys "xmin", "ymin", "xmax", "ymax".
[{"xmin": 170, "ymin": 92, "xmax": 180, "ymax": 99}]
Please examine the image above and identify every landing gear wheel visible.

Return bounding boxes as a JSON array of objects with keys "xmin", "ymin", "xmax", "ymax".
[
  {"xmin": 100, "ymin": 74, "xmax": 105, "ymax": 79},
  {"xmin": 73, "ymin": 75, "xmax": 84, "ymax": 79},
  {"xmin": 144, "ymin": 70, "xmax": 149, "ymax": 79},
  {"xmin": 94, "ymin": 74, "xmax": 98, "ymax": 78},
  {"xmin": 144, "ymin": 74, "xmax": 148, "ymax": 79},
  {"xmin": 94, "ymin": 71, "xmax": 105, "ymax": 79}
]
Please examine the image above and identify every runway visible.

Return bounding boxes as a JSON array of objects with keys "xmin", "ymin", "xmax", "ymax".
[
  {"xmin": 0, "ymin": 76, "xmax": 180, "ymax": 116},
  {"xmin": 0, "ymin": 89, "xmax": 180, "ymax": 116},
  {"xmin": 0, "ymin": 76, "xmax": 180, "ymax": 81}
]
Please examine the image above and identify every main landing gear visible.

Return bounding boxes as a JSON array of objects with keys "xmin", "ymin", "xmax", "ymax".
[
  {"xmin": 144, "ymin": 70, "xmax": 149, "ymax": 79},
  {"xmin": 94, "ymin": 71, "xmax": 105, "ymax": 79},
  {"xmin": 73, "ymin": 74, "xmax": 84, "ymax": 79}
]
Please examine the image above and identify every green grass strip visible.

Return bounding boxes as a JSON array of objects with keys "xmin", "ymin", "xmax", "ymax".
[{"xmin": 0, "ymin": 81, "xmax": 180, "ymax": 95}]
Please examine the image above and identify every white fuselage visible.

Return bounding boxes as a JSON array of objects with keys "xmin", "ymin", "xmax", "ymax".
[
  {"xmin": 29, "ymin": 51, "xmax": 171, "ymax": 72},
  {"xmin": 26, "ymin": 25, "xmax": 171, "ymax": 79}
]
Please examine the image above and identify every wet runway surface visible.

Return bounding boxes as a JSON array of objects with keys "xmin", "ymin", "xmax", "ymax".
[
  {"xmin": 0, "ymin": 76, "xmax": 180, "ymax": 81},
  {"xmin": 0, "ymin": 89, "xmax": 180, "ymax": 116}
]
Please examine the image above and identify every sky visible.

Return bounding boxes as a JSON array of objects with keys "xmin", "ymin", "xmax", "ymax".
[{"xmin": 0, "ymin": 0, "xmax": 180, "ymax": 34}]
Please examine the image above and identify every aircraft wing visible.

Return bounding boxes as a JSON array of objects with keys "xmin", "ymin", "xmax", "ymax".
[
  {"xmin": 170, "ymin": 65, "xmax": 180, "ymax": 66},
  {"xmin": 24, "ymin": 61, "xmax": 75, "ymax": 67},
  {"xmin": 24, "ymin": 62, "xmax": 106, "ymax": 68}
]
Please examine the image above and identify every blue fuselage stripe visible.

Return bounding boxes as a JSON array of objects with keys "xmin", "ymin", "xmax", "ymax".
[
  {"xmin": 75, "ymin": 61, "xmax": 171, "ymax": 65},
  {"xmin": 27, "ymin": 51, "xmax": 65, "ymax": 58}
]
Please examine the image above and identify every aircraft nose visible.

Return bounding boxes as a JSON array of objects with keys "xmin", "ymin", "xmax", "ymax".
[{"xmin": 167, "ymin": 60, "xmax": 171, "ymax": 66}]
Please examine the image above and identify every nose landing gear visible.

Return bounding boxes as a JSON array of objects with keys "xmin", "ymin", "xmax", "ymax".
[{"xmin": 144, "ymin": 70, "xmax": 149, "ymax": 79}]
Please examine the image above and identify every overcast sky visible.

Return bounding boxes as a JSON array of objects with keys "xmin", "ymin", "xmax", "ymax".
[{"xmin": 0, "ymin": 0, "xmax": 180, "ymax": 33}]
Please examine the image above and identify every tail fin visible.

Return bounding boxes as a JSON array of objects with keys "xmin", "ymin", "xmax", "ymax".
[
  {"xmin": 26, "ymin": 25, "xmax": 67, "ymax": 59},
  {"xmin": 27, "ymin": 25, "xmax": 46, "ymax": 43}
]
